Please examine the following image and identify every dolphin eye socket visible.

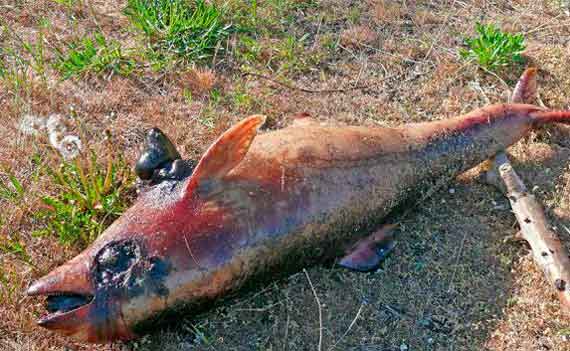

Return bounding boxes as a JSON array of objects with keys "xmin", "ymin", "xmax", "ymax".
[{"xmin": 94, "ymin": 240, "xmax": 141, "ymax": 287}]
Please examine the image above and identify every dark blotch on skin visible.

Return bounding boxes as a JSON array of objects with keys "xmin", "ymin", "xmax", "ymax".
[
  {"xmin": 93, "ymin": 239, "xmax": 172, "ymax": 299},
  {"xmin": 94, "ymin": 240, "xmax": 141, "ymax": 289},
  {"xmin": 147, "ymin": 257, "xmax": 171, "ymax": 297},
  {"xmin": 555, "ymin": 279, "xmax": 566, "ymax": 291},
  {"xmin": 125, "ymin": 256, "xmax": 172, "ymax": 299}
]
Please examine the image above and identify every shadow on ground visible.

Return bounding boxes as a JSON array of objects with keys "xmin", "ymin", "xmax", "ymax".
[
  {"xmin": 127, "ymin": 138, "xmax": 569, "ymax": 351},
  {"xmin": 1, "ymin": 126, "xmax": 566, "ymax": 351}
]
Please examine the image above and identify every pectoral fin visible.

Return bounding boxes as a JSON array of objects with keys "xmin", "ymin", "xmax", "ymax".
[{"xmin": 339, "ymin": 224, "xmax": 397, "ymax": 272}]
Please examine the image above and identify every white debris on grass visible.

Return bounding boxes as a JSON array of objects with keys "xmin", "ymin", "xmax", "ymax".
[
  {"xmin": 46, "ymin": 114, "xmax": 66, "ymax": 135},
  {"xmin": 47, "ymin": 114, "xmax": 66, "ymax": 150},
  {"xmin": 58, "ymin": 135, "xmax": 82, "ymax": 160},
  {"xmin": 18, "ymin": 114, "xmax": 46, "ymax": 136},
  {"xmin": 19, "ymin": 112, "xmax": 83, "ymax": 160}
]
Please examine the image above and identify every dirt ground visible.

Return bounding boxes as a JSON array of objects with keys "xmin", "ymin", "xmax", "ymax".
[{"xmin": 2, "ymin": 0, "xmax": 570, "ymax": 350}]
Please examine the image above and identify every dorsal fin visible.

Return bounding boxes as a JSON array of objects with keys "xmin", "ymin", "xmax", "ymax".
[
  {"xmin": 511, "ymin": 67, "xmax": 538, "ymax": 104},
  {"xmin": 183, "ymin": 115, "xmax": 266, "ymax": 196}
]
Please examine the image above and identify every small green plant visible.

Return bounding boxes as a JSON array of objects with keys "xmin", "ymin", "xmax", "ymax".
[
  {"xmin": 54, "ymin": 33, "xmax": 136, "ymax": 79},
  {"xmin": 35, "ymin": 152, "xmax": 135, "ymax": 246},
  {"xmin": 197, "ymin": 107, "xmax": 217, "ymax": 129},
  {"xmin": 235, "ymin": 36, "xmax": 262, "ymax": 64},
  {"xmin": 52, "ymin": 0, "xmax": 81, "ymax": 8},
  {"xmin": 242, "ymin": 0, "xmax": 316, "ymax": 31},
  {"xmin": 460, "ymin": 23, "xmax": 525, "ymax": 71},
  {"xmin": 0, "ymin": 266, "xmax": 25, "ymax": 305},
  {"xmin": 190, "ymin": 322, "xmax": 213, "ymax": 345},
  {"xmin": 0, "ymin": 237, "xmax": 31, "ymax": 263},
  {"xmin": 0, "ymin": 35, "xmax": 34, "ymax": 103},
  {"xmin": 272, "ymin": 33, "xmax": 321, "ymax": 74},
  {"xmin": 124, "ymin": 0, "xmax": 232, "ymax": 62},
  {"xmin": 0, "ymin": 174, "xmax": 24, "ymax": 203},
  {"xmin": 22, "ymin": 31, "xmax": 49, "ymax": 83},
  {"xmin": 232, "ymin": 88, "xmax": 254, "ymax": 111}
]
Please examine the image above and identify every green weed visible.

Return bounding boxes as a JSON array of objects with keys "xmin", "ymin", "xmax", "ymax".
[
  {"xmin": 223, "ymin": 0, "xmax": 301, "ymax": 36},
  {"xmin": 232, "ymin": 88, "xmax": 254, "ymax": 112},
  {"xmin": 22, "ymin": 31, "xmax": 49, "ymax": 83},
  {"xmin": 124, "ymin": 0, "xmax": 232, "ymax": 62},
  {"xmin": 54, "ymin": 33, "xmax": 136, "ymax": 79},
  {"xmin": 347, "ymin": 7, "xmax": 361, "ymax": 24},
  {"xmin": 230, "ymin": 82, "xmax": 263, "ymax": 113},
  {"xmin": 235, "ymin": 36, "xmax": 262, "ymax": 64},
  {"xmin": 272, "ymin": 33, "xmax": 320, "ymax": 74},
  {"xmin": 0, "ymin": 267, "xmax": 25, "ymax": 305},
  {"xmin": 320, "ymin": 33, "xmax": 338, "ymax": 51},
  {"xmin": 460, "ymin": 23, "xmax": 525, "ymax": 72},
  {"xmin": 209, "ymin": 88, "xmax": 221, "ymax": 105},
  {"xmin": 0, "ymin": 174, "xmax": 24, "ymax": 203},
  {"xmin": 190, "ymin": 323, "xmax": 213, "ymax": 345},
  {"xmin": 182, "ymin": 88, "xmax": 194, "ymax": 105},
  {"xmin": 35, "ymin": 152, "xmax": 135, "ymax": 247},
  {"xmin": 0, "ymin": 238, "xmax": 31, "ymax": 263},
  {"xmin": 0, "ymin": 31, "xmax": 33, "ymax": 104},
  {"xmin": 197, "ymin": 107, "xmax": 218, "ymax": 129},
  {"xmin": 52, "ymin": 0, "xmax": 81, "ymax": 8}
]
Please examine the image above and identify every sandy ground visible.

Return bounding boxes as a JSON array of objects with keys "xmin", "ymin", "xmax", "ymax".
[{"xmin": 1, "ymin": 1, "xmax": 570, "ymax": 350}]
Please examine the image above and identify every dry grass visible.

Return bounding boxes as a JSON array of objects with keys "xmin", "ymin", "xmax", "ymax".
[
  {"xmin": 180, "ymin": 67, "xmax": 218, "ymax": 97},
  {"xmin": 372, "ymin": 0, "xmax": 406, "ymax": 24},
  {"xmin": 2, "ymin": 0, "xmax": 570, "ymax": 350},
  {"xmin": 340, "ymin": 25, "xmax": 378, "ymax": 49}
]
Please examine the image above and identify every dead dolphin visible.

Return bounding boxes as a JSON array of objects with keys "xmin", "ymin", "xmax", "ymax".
[{"xmin": 27, "ymin": 69, "xmax": 570, "ymax": 343}]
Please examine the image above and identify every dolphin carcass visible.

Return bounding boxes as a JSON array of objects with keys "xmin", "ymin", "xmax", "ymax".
[{"xmin": 27, "ymin": 69, "xmax": 570, "ymax": 342}]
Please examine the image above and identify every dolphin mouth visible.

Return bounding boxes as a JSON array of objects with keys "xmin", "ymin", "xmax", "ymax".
[
  {"xmin": 38, "ymin": 292, "xmax": 94, "ymax": 326},
  {"xmin": 45, "ymin": 292, "xmax": 94, "ymax": 315}
]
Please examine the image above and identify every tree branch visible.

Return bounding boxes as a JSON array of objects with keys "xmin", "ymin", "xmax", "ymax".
[{"xmin": 485, "ymin": 152, "xmax": 570, "ymax": 312}]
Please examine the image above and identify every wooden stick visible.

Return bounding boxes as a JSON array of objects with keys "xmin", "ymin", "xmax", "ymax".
[{"xmin": 486, "ymin": 152, "xmax": 570, "ymax": 312}]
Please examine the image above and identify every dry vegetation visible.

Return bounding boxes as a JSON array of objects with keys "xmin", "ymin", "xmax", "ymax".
[{"xmin": 2, "ymin": 0, "xmax": 570, "ymax": 350}]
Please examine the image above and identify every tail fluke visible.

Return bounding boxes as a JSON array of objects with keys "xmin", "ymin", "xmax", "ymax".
[
  {"xmin": 510, "ymin": 67, "xmax": 570, "ymax": 125},
  {"xmin": 511, "ymin": 67, "xmax": 538, "ymax": 104}
]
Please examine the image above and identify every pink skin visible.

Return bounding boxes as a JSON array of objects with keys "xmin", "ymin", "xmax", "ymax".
[{"xmin": 27, "ymin": 102, "xmax": 570, "ymax": 343}]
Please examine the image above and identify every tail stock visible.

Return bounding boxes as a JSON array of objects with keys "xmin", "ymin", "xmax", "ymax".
[{"xmin": 532, "ymin": 110, "xmax": 570, "ymax": 125}]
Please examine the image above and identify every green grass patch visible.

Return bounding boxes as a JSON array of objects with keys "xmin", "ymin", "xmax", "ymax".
[
  {"xmin": 52, "ymin": 0, "xmax": 81, "ymax": 8},
  {"xmin": 35, "ymin": 152, "xmax": 135, "ymax": 247},
  {"xmin": 0, "ymin": 42, "xmax": 33, "ymax": 103},
  {"xmin": 124, "ymin": 0, "xmax": 232, "ymax": 64},
  {"xmin": 0, "ymin": 266, "xmax": 26, "ymax": 305},
  {"xmin": 0, "ymin": 237, "xmax": 31, "ymax": 263},
  {"xmin": 233, "ymin": 0, "xmax": 316, "ymax": 32},
  {"xmin": 460, "ymin": 23, "xmax": 525, "ymax": 72},
  {"xmin": 0, "ymin": 174, "xmax": 24, "ymax": 203},
  {"xmin": 54, "ymin": 33, "xmax": 136, "ymax": 79}
]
